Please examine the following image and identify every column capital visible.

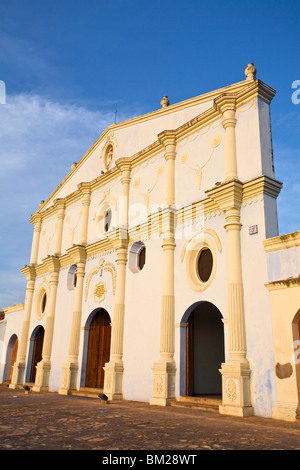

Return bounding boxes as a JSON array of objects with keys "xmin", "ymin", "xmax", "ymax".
[
  {"xmin": 214, "ymin": 95, "xmax": 237, "ymax": 130},
  {"xmin": 43, "ymin": 255, "xmax": 61, "ymax": 273},
  {"xmin": 20, "ymin": 265, "xmax": 36, "ymax": 282},
  {"xmin": 53, "ymin": 197, "xmax": 66, "ymax": 210},
  {"xmin": 30, "ymin": 212, "xmax": 42, "ymax": 229},
  {"xmin": 78, "ymin": 181, "xmax": 91, "ymax": 196},
  {"xmin": 206, "ymin": 179, "xmax": 243, "ymax": 212},
  {"xmin": 158, "ymin": 130, "xmax": 177, "ymax": 154},
  {"xmin": 66, "ymin": 244, "xmax": 87, "ymax": 265},
  {"xmin": 116, "ymin": 158, "xmax": 132, "ymax": 174},
  {"xmin": 214, "ymin": 94, "xmax": 237, "ymax": 114}
]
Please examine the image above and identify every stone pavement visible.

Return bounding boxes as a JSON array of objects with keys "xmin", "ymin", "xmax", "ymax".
[{"xmin": 0, "ymin": 385, "xmax": 299, "ymax": 452}]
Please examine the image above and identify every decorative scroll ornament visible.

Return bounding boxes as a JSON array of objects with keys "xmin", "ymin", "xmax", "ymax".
[
  {"xmin": 94, "ymin": 282, "xmax": 107, "ymax": 303},
  {"xmin": 94, "ymin": 282, "xmax": 107, "ymax": 302},
  {"xmin": 225, "ymin": 378, "xmax": 238, "ymax": 402},
  {"xmin": 132, "ymin": 163, "xmax": 165, "ymax": 210},
  {"xmin": 85, "ymin": 258, "xmax": 116, "ymax": 301},
  {"xmin": 179, "ymin": 133, "xmax": 222, "ymax": 190}
]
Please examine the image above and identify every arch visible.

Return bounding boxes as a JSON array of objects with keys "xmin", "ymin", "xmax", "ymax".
[
  {"xmin": 80, "ymin": 308, "xmax": 111, "ymax": 389},
  {"xmin": 25, "ymin": 326, "xmax": 45, "ymax": 383},
  {"xmin": 67, "ymin": 264, "xmax": 77, "ymax": 290},
  {"xmin": 3, "ymin": 334, "xmax": 18, "ymax": 382},
  {"xmin": 180, "ymin": 301, "xmax": 224, "ymax": 397}
]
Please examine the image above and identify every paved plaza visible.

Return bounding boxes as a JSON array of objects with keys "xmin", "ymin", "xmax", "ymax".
[{"xmin": 0, "ymin": 385, "xmax": 299, "ymax": 452}]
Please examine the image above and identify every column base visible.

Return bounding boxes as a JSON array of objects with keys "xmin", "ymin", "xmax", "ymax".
[
  {"xmin": 150, "ymin": 359, "xmax": 176, "ymax": 407},
  {"xmin": 58, "ymin": 361, "xmax": 78, "ymax": 395},
  {"xmin": 219, "ymin": 360, "xmax": 254, "ymax": 417},
  {"xmin": 9, "ymin": 362, "xmax": 26, "ymax": 389},
  {"xmin": 219, "ymin": 404, "xmax": 254, "ymax": 417},
  {"xmin": 272, "ymin": 401, "xmax": 299, "ymax": 422},
  {"xmin": 103, "ymin": 360, "xmax": 124, "ymax": 401},
  {"xmin": 32, "ymin": 360, "xmax": 51, "ymax": 392}
]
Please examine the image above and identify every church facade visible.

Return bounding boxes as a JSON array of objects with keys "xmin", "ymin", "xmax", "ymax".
[{"xmin": 1, "ymin": 63, "xmax": 299, "ymax": 421}]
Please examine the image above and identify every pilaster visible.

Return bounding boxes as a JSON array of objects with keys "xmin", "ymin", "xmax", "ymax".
[
  {"xmin": 103, "ymin": 161, "xmax": 131, "ymax": 401},
  {"xmin": 214, "ymin": 95, "xmax": 238, "ymax": 182},
  {"xmin": 150, "ymin": 132, "xmax": 177, "ymax": 406},
  {"xmin": 59, "ymin": 245, "xmax": 86, "ymax": 395},
  {"xmin": 206, "ymin": 178, "xmax": 253, "ymax": 416},
  {"xmin": 53, "ymin": 199, "xmax": 65, "ymax": 256},
  {"xmin": 32, "ymin": 256, "xmax": 60, "ymax": 392},
  {"xmin": 78, "ymin": 183, "xmax": 91, "ymax": 246},
  {"xmin": 29, "ymin": 213, "xmax": 42, "ymax": 265},
  {"xmin": 103, "ymin": 245, "xmax": 128, "ymax": 400},
  {"xmin": 9, "ymin": 266, "xmax": 36, "ymax": 388}
]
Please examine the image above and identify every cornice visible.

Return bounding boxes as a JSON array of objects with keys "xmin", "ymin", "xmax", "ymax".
[
  {"xmin": 66, "ymin": 244, "xmax": 87, "ymax": 264},
  {"xmin": 243, "ymin": 175, "xmax": 282, "ymax": 199},
  {"xmin": 20, "ymin": 265, "xmax": 36, "ymax": 281},
  {"xmin": 205, "ymin": 179, "xmax": 244, "ymax": 212},
  {"xmin": 265, "ymin": 277, "xmax": 300, "ymax": 291},
  {"xmin": 263, "ymin": 231, "xmax": 300, "ymax": 253},
  {"xmin": 3, "ymin": 303, "xmax": 24, "ymax": 314}
]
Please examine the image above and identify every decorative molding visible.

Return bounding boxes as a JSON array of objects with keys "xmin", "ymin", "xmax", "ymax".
[
  {"xmin": 3, "ymin": 303, "xmax": 24, "ymax": 314},
  {"xmin": 85, "ymin": 258, "xmax": 116, "ymax": 301},
  {"xmin": 179, "ymin": 133, "xmax": 222, "ymax": 190},
  {"xmin": 132, "ymin": 163, "xmax": 165, "ymax": 210},
  {"xmin": 265, "ymin": 278, "xmax": 300, "ymax": 291},
  {"xmin": 34, "ymin": 78, "xmax": 275, "ymax": 220},
  {"xmin": 264, "ymin": 231, "xmax": 300, "ymax": 253}
]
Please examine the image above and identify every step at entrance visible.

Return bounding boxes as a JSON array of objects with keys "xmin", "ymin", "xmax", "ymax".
[
  {"xmin": 70, "ymin": 387, "xmax": 103, "ymax": 399},
  {"xmin": 170, "ymin": 395, "xmax": 221, "ymax": 412}
]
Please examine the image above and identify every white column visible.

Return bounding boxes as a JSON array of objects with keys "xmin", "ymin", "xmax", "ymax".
[
  {"xmin": 32, "ymin": 257, "xmax": 60, "ymax": 392},
  {"xmin": 59, "ymin": 246, "xmax": 86, "ymax": 394},
  {"xmin": 150, "ymin": 131, "xmax": 177, "ymax": 406},
  {"xmin": 9, "ymin": 266, "xmax": 36, "ymax": 388},
  {"xmin": 103, "ymin": 160, "xmax": 131, "ymax": 400}
]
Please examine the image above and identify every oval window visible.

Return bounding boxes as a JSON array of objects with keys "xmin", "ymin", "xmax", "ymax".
[
  {"xmin": 104, "ymin": 208, "xmax": 112, "ymax": 232},
  {"xmin": 197, "ymin": 248, "xmax": 213, "ymax": 283},
  {"xmin": 41, "ymin": 292, "xmax": 47, "ymax": 313}
]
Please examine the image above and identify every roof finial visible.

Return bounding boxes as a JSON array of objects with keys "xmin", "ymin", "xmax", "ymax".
[
  {"xmin": 160, "ymin": 95, "xmax": 169, "ymax": 108},
  {"xmin": 245, "ymin": 62, "xmax": 257, "ymax": 81}
]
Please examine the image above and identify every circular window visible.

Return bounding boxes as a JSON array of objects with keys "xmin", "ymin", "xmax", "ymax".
[{"xmin": 197, "ymin": 248, "xmax": 213, "ymax": 283}]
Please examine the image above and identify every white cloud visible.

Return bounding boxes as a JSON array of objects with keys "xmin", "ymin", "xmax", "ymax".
[{"xmin": 0, "ymin": 92, "xmax": 136, "ymax": 309}]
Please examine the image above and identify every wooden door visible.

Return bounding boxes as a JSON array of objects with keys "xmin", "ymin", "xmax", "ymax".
[
  {"xmin": 30, "ymin": 327, "xmax": 44, "ymax": 382},
  {"xmin": 9, "ymin": 337, "xmax": 18, "ymax": 381},
  {"xmin": 85, "ymin": 310, "xmax": 111, "ymax": 388}
]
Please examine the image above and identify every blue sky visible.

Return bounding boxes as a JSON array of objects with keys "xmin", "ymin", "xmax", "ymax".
[{"xmin": 0, "ymin": 0, "xmax": 299, "ymax": 309}]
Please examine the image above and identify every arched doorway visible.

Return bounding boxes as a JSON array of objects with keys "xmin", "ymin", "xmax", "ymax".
[
  {"xmin": 181, "ymin": 301, "xmax": 224, "ymax": 397},
  {"xmin": 28, "ymin": 326, "xmax": 44, "ymax": 383},
  {"xmin": 3, "ymin": 334, "xmax": 18, "ymax": 382},
  {"xmin": 84, "ymin": 309, "xmax": 111, "ymax": 389}
]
